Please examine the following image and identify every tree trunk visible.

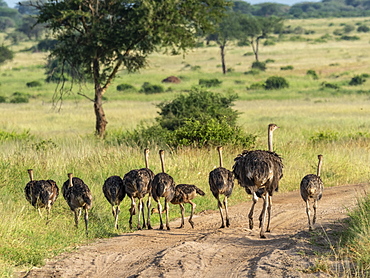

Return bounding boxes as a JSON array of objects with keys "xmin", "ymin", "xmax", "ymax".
[
  {"xmin": 94, "ymin": 87, "xmax": 108, "ymax": 138},
  {"xmin": 220, "ymin": 45, "xmax": 226, "ymax": 74}
]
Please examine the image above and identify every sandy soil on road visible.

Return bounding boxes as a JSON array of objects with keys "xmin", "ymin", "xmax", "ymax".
[{"xmin": 18, "ymin": 183, "xmax": 369, "ymax": 278}]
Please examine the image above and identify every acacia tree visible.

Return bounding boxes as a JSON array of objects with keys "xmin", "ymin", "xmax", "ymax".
[
  {"xmin": 207, "ymin": 12, "xmax": 242, "ymax": 74},
  {"xmin": 239, "ymin": 15, "xmax": 283, "ymax": 62},
  {"xmin": 32, "ymin": 0, "xmax": 229, "ymax": 137}
]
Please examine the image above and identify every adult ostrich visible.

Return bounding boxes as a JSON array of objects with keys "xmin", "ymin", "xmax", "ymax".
[
  {"xmin": 233, "ymin": 123, "xmax": 283, "ymax": 238},
  {"xmin": 209, "ymin": 146, "xmax": 234, "ymax": 228}
]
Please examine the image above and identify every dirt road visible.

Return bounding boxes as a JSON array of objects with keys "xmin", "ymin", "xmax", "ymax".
[{"xmin": 19, "ymin": 183, "xmax": 368, "ymax": 278}]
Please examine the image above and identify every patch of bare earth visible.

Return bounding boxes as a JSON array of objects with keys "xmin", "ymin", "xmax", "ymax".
[{"xmin": 18, "ymin": 183, "xmax": 368, "ymax": 278}]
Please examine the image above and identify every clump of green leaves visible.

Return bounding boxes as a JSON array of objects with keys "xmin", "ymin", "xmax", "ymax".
[
  {"xmin": 307, "ymin": 69, "xmax": 319, "ymax": 80},
  {"xmin": 116, "ymin": 83, "xmax": 136, "ymax": 92},
  {"xmin": 321, "ymin": 82, "xmax": 340, "ymax": 90},
  {"xmin": 252, "ymin": 61, "xmax": 266, "ymax": 71},
  {"xmin": 9, "ymin": 92, "xmax": 30, "ymax": 103},
  {"xmin": 139, "ymin": 82, "xmax": 164, "ymax": 94},
  {"xmin": 309, "ymin": 130, "xmax": 339, "ymax": 143},
  {"xmin": 108, "ymin": 87, "xmax": 255, "ymax": 148},
  {"xmin": 349, "ymin": 75, "xmax": 366, "ymax": 86},
  {"xmin": 198, "ymin": 78, "xmax": 222, "ymax": 88},
  {"xmin": 280, "ymin": 65, "xmax": 294, "ymax": 70},
  {"xmin": 264, "ymin": 76, "xmax": 289, "ymax": 90},
  {"xmin": 26, "ymin": 81, "xmax": 42, "ymax": 88}
]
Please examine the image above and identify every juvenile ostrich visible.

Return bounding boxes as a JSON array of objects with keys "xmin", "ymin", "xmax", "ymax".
[
  {"xmin": 209, "ymin": 146, "xmax": 234, "ymax": 228},
  {"xmin": 300, "ymin": 154, "xmax": 324, "ymax": 231},
  {"xmin": 102, "ymin": 175, "xmax": 126, "ymax": 229},
  {"xmin": 233, "ymin": 123, "xmax": 283, "ymax": 238},
  {"xmin": 24, "ymin": 169, "xmax": 59, "ymax": 221},
  {"xmin": 62, "ymin": 173, "xmax": 93, "ymax": 234},
  {"xmin": 123, "ymin": 148, "xmax": 154, "ymax": 230},
  {"xmin": 152, "ymin": 184, "xmax": 205, "ymax": 228},
  {"xmin": 151, "ymin": 150, "xmax": 176, "ymax": 230}
]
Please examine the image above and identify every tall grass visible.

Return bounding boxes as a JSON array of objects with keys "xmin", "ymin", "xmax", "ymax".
[{"xmin": 1, "ymin": 16, "xmax": 370, "ymax": 276}]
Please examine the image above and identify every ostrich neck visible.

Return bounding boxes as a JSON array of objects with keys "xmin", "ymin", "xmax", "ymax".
[
  {"xmin": 160, "ymin": 155, "xmax": 165, "ymax": 173},
  {"xmin": 218, "ymin": 150, "xmax": 223, "ymax": 167},
  {"xmin": 317, "ymin": 160, "xmax": 322, "ymax": 177},
  {"xmin": 28, "ymin": 170, "xmax": 34, "ymax": 181},
  {"xmin": 69, "ymin": 176, "xmax": 73, "ymax": 187},
  {"xmin": 145, "ymin": 154, "xmax": 149, "ymax": 169},
  {"xmin": 268, "ymin": 131, "xmax": 273, "ymax": 152}
]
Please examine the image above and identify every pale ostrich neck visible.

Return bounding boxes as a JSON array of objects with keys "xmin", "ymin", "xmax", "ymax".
[
  {"xmin": 68, "ymin": 174, "xmax": 73, "ymax": 187},
  {"xmin": 218, "ymin": 147, "xmax": 223, "ymax": 167},
  {"xmin": 144, "ymin": 150, "xmax": 149, "ymax": 168},
  {"xmin": 28, "ymin": 169, "xmax": 34, "ymax": 181},
  {"xmin": 160, "ymin": 152, "xmax": 165, "ymax": 173},
  {"xmin": 317, "ymin": 156, "xmax": 323, "ymax": 177},
  {"xmin": 268, "ymin": 129, "xmax": 274, "ymax": 152}
]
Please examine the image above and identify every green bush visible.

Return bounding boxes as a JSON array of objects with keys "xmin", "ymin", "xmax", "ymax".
[
  {"xmin": 26, "ymin": 81, "xmax": 42, "ymax": 88},
  {"xmin": 252, "ymin": 61, "xmax": 266, "ymax": 71},
  {"xmin": 248, "ymin": 82, "xmax": 265, "ymax": 90},
  {"xmin": 168, "ymin": 119, "xmax": 256, "ymax": 148},
  {"xmin": 0, "ymin": 45, "xmax": 13, "ymax": 64},
  {"xmin": 139, "ymin": 82, "xmax": 164, "ymax": 94},
  {"xmin": 349, "ymin": 75, "xmax": 366, "ymax": 86},
  {"xmin": 116, "ymin": 83, "xmax": 136, "ymax": 92},
  {"xmin": 306, "ymin": 69, "xmax": 319, "ymax": 80},
  {"xmin": 156, "ymin": 87, "xmax": 239, "ymax": 131},
  {"xmin": 339, "ymin": 35, "xmax": 360, "ymax": 41},
  {"xmin": 321, "ymin": 82, "xmax": 340, "ymax": 90},
  {"xmin": 0, "ymin": 96, "xmax": 6, "ymax": 103},
  {"xmin": 309, "ymin": 130, "xmax": 339, "ymax": 143},
  {"xmin": 9, "ymin": 92, "xmax": 30, "ymax": 103},
  {"xmin": 357, "ymin": 25, "xmax": 370, "ymax": 33},
  {"xmin": 264, "ymin": 76, "xmax": 289, "ymax": 90},
  {"xmin": 280, "ymin": 65, "xmax": 294, "ymax": 70},
  {"xmin": 198, "ymin": 78, "xmax": 222, "ymax": 88}
]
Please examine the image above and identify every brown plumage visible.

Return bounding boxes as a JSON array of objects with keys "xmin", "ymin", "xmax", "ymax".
[
  {"xmin": 62, "ymin": 173, "xmax": 93, "ymax": 234},
  {"xmin": 102, "ymin": 175, "xmax": 126, "ymax": 229},
  {"xmin": 153, "ymin": 184, "xmax": 205, "ymax": 229},
  {"xmin": 151, "ymin": 150, "xmax": 176, "ymax": 230},
  {"xmin": 123, "ymin": 148, "xmax": 154, "ymax": 230},
  {"xmin": 209, "ymin": 146, "xmax": 234, "ymax": 228},
  {"xmin": 24, "ymin": 169, "xmax": 59, "ymax": 221},
  {"xmin": 233, "ymin": 123, "xmax": 283, "ymax": 238},
  {"xmin": 300, "ymin": 154, "xmax": 324, "ymax": 231}
]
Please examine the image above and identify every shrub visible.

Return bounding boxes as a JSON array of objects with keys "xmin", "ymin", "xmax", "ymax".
[
  {"xmin": 244, "ymin": 69, "xmax": 260, "ymax": 75},
  {"xmin": 309, "ymin": 130, "xmax": 339, "ymax": 143},
  {"xmin": 26, "ymin": 81, "xmax": 42, "ymax": 88},
  {"xmin": 9, "ymin": 92, "xmax": 30, "ymax": 103},
  {"xmin": 0, "ymin": 96, "xmax": 6, "ymax": 103},
  {"xmin": 156, "ymin": 87, "xmax": 239, "ymax": 131},
  {"xmin": 306, "ymin": 70, "xmax": 319, "ymax": 80},
  {"xmin": 252, "ymin": 61, "xmax": 266, "ymax": 71},
  {"xmin": 280, "ymin": 65, "xmax": 294, "ymax": 70},
  {"xmin": 139, "ymin": 82, "xmax": 164, "ymax": 94},
  {"xmin": 168, "ymin": 119, "xmax": 256, "ymax": 148},
  {"xmin": 248, "ymin": 82, "xmax": 265, "ymax": 90},
  {"xmin": 339, "ymin": 35, "xmax": 360, "ymax": 41},
  {"xmin": 321, "ymin": 82, "xmax": 339, "ymax": 90},
  {"xmin": 0, "ymin": 45, "xmax": 13, "ymax": 64},
  {"xmin": 357, "ymin": 25, "xmax": 370, "ymax": 33},
  {"xmin": 116, "ymin": 83, "xmax": 136, "ymax": 92},
  {"xmin": 199, "ymin": 78, "xmax": 222, "ymax": 88},
  {"xmin": 264, "ymin": 76, "xmax": 289, "ymax": 90},
  {"xmin": 349, "ymin": 75, "xmax": 366, "ymax": 86}
]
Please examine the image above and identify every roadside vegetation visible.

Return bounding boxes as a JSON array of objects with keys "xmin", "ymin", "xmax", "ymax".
[{"xmin": 0, "ymin": 12, "xmax": 370, "ymax": 277}]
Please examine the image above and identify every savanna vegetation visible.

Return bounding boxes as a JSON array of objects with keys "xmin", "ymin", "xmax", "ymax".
[{"xmin": 0, "ymin": 5, "xmax": 370, "ymax": 278}]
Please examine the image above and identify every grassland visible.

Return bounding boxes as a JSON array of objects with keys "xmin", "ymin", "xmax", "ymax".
[{"xmin": 1, "ymin": 17, "xmax": 370, "ymax": 276}]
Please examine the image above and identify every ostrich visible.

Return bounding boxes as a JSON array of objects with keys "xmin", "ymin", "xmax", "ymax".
[
  {"xmin": 300, "ymin": 154, "xmax": 324, "ymax": 231},
  {"xmin": 152, "ymin": 184, "xmax": 205, "ymax": 228},
  {"xmin": 102, "ymin": 175, "xmax": 126, "ymax": 229},
  {"xmin": 209, "ymin": 146, "xmax": 234, "ymax": 228},
  {"xmin": 233, "ymin": 123, "xmax": 283, "ymax": 238},
  {"xmin": 123, "ymin": 148, "xmax": 154, "ymax": 230},
  {"xmin": 62, "ymin": 173, "xmax": 93, "ymax": 234},
  {"xmin": 151, "ymin": 149, "xmax": 176, "ymax": 230},
  {"xmin": 24, "ymin": 169, "xmax": 59, "ymax": 221}
]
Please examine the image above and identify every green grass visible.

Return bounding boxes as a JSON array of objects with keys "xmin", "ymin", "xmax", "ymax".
[{"xmin": 1, "ymin": 16, "xmax": 370, "ymax": 276}]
